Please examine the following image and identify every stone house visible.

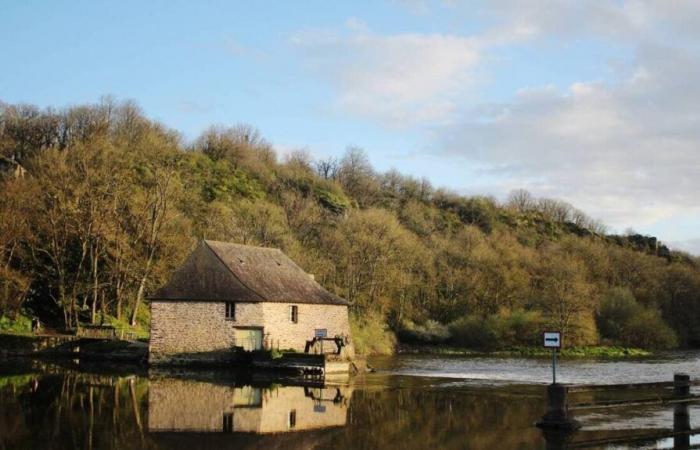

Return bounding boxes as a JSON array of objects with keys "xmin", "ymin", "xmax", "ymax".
[{"xmin": 148, "ymin": 240, "xmax": 353, "ymax": 365}]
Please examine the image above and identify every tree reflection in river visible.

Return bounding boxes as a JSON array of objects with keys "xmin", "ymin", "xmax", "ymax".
[
  {"xmin": 0, "ymin": 371, "xmax": 151, "ymax": 450},
  {"xmin": 0, "ymin": 366, "xmax": 553, "ymax": 449}
]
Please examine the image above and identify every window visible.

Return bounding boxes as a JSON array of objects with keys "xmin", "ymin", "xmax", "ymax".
[
  {"xmin": 223, "ymin": 413, "xmax": 234, "ymax": 432},
  {"xmin": 225, "ymin": 302, "xmax": 236, "ymax": 320},
  {"xmin": 289, "ymin": 305, "xmax": 298, "ymax": 323},
  {"xmin": 288, "ymin": 410, "xmax": 296, "ymax": 429}
]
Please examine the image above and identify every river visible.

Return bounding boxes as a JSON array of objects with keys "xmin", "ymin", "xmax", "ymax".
[
  {"xmin": 372, "ymin": 350, "xmax": 700, "ymax": 385},
  {"xmin": 2, "ymin": 353, "xmax": 700, "ymax": 449}
]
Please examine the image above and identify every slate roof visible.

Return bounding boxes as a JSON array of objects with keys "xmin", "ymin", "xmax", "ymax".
[{"xmin": 150, "ymin": 240, "xmax": 348, "ymax": 306}]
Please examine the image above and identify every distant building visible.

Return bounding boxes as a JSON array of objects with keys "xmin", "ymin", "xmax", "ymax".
[{"xmin": 148, "ymin": 240, "xmax": 354, "ymax": 365}]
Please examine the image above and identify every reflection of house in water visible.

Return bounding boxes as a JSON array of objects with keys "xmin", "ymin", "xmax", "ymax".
[{"xmin": 148, "ymin": 378, "xmax": 353, "ymax": 434}]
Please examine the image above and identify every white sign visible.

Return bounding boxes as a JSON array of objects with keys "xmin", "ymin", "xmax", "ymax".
[{"xmin": 543, "ymin": 331, "xmax": 561, "ymax": 348}]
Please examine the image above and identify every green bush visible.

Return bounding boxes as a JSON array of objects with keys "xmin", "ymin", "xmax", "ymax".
[
  {"xmin": 398, "ymin": 319, "xmax": 450, "ymax": 345},
  {"xmin": 597, "ymin": 287, "xmax": 639, "ymax": 340},
  {"xmin": 314, "ymin": 186, "xmax": 350, "ymax": 214},
  {"xmin": 597, "ymin": 288, "xmax": 677, "ymax": 349},
  {"xmin": 620, "ymin": 309, "xmax": 677, "ymax": 349},
  {"xmin": 350, "ymin": 312, "xmax": 397, "ymax": 355},
  {"xmin": 500, "ymin": 309, "xmax": 546, "ymax": 346},
  {"xmin": 0, "ymin": 314, "xmax": 32, "ymax": 335},
  {"xmin": 448, "ymin": 315, "xmax": 500, "ymax": 350},
  {"xmin": 447, "ymin": 310, "xmax": 546, "ymax": 350}
]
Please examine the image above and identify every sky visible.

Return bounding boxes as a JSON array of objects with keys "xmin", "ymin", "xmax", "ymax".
[{"xmin": 2, "ymin": 0, "xmax": 700, "ymax": 253}]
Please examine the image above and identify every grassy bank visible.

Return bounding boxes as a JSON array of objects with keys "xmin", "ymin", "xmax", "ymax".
[{"xmin": 397, "ymin": 344, "xmax": 651, "ymax": 359}]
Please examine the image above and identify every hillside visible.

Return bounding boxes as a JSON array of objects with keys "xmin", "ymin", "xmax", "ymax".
[{"xmin": 1, "ymin": 99, "xmax": 699, "ymax": 354}]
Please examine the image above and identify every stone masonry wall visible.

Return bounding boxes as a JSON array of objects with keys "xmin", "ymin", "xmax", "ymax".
[
  {"xmin": 149, "ymin": 301, "xmax": 354, "ymax": 363},
  {"xmin": 262, "ymin": 303, "xmax": 354, "ymax": 358},
  {"xmin": 149, "ymin": 301, "xmax": 263, "ymax": 364}
]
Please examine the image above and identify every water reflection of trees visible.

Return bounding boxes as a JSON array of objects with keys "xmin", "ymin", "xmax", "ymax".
[
  {"xmin": 0, "ymin": 372, "xmax": 154, "ymax": 450},
  {"xmin": 336, "ymin": 388, "xmax": 546, "ymax": 449},
  {"xmin": 2, "ymin": 372, "xmax": 548, "ymax": 450},
  {"xmin": 1, "ymin": 372, "xmax": 356, "ymax": 450}
]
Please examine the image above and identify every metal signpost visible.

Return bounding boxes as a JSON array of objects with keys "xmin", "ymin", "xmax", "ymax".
[{"xmin": 543, "ymin": 331, "xmax": 561, "ymax": 384}]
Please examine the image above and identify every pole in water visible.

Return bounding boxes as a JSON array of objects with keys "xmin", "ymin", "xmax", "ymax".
[
  {"xmin": 537, "ymin": 330, "xmax": 579, "ymax": 430},
  {"xmin": 543, "ymin": 331, "xmax": 561, "ymax": 384}
]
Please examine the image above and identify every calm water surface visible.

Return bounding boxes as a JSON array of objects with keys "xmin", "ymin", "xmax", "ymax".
[{"xmin": 3, "ymin": 353, "xmax": 700, "ymax": 450}]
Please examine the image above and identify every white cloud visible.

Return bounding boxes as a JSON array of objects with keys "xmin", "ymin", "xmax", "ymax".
[
  {"xmin": 290, "ymin": 2, "xmax": 700, "ymax": 250},
  {"xmin": 439, "ymin": 42, "xmax": 700, "ymax": 231},
  {"xmin": 290, "ymin": 21, "xmax": 482, "ymax": 125}
]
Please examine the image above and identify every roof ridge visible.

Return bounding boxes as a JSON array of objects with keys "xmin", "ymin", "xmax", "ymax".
[
  {"xmin": 203, "ymin": 239, "xmax": 281, "ymax": 252},
  {"xmin": 202, "ymin": 240, "xmax": 268, "ymax": 302}
]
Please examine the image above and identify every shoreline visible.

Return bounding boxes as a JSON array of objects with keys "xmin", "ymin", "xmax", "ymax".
[
  {"xmin": 0, "ymin": 333, "xmax": 364, "ymax": 375},
  {"xmin": 0, "ymin": 333, "xmax": 662, "ymax": 367},
  {"xmin": 393, "ymin": 344, "xmax": 653, "ymax": 359}
]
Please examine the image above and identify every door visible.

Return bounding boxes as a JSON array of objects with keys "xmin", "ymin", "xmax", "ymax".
[{"xmin": 235, "ymin": 328, "xmax": 263, "ymax": 351}]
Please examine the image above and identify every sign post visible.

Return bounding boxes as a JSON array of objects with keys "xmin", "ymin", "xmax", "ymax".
[
  {"xmin": 537, "ymin": 330, "xmax": 580, "ymax": 430},
  {"xmin": 543, "ymin": 331, "xmax": 561, "ymax": 384}
]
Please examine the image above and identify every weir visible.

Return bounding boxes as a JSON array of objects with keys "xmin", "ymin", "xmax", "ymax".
[{"xmin": 539, "ymin": 372, "xmax": 699, "ymax": 449}]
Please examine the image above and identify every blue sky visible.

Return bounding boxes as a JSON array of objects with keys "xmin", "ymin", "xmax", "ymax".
[{"xmin": 3, "ymin": 1, "xmax": 700, "ymax": 253}]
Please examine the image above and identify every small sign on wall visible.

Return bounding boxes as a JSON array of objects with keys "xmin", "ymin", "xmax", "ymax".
[{"xmin": 315, "ymin": 328, "xmax": 327, "ymax": 338}]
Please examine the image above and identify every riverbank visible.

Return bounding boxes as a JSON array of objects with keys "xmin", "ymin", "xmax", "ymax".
[
  {"xmin": 396, "ymin": 344, "xmax": 652, "ymax": 358},
  {"xmin": 0, "ymin": 333, "xmax": 364, "ymax": 376},
  {"xmin": 0, "ymin": 333, "xmax": 149, "ymax": 362}
]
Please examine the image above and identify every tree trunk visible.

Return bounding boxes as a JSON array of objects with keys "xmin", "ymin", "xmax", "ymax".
[
  {"xmin": 90, "ymin": 244, "xmax": 99, "ymax": 324},
  {"xmin": 130, "ymin": 256, "xmax": 152, "ymax": 326},
  {"xmin": 115, "ymin": 278, "xmax": 123, "ymax": 321}
]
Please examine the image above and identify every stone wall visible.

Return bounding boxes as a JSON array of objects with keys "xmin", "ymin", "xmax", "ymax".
[
  {"xmin": 262, "ymin": 303, "xmax": 354, "ymax": 359},
  {"xmin": 149, "ymin": 301, "xmax": 262, "ymax": 364},
  {"xmin": 149, "ymin": 300, "xmax": 354, "ymax": 364}
]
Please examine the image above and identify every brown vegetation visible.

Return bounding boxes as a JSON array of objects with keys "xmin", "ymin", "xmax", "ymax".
[{"xmin": 1, "ymin": 98, "xmax": 699, "ymax": 350}]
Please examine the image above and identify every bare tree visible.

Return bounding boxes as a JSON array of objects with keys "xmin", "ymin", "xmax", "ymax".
[
  {"xmin": 315, "ymin": 156, "xmax": 339, "ymax": 180},
  {"xmin": 506, "ymin": 189, "xmax": 535, "ymax": 213},
  {"xmin": 338, "ymin": 146, "xmax": 377, "ymax": 205},
  {"xmin": 285, "ymin": 149, "xmax": 313, "ymax": 172},
  {"xmin": 538, "ymin": 198, "xmax": 573, "ymax": 222}
]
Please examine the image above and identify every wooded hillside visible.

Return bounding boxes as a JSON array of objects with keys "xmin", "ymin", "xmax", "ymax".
[{"xmin": 2, "ymin": 99, "xmax": 699, "ymax": 352}]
